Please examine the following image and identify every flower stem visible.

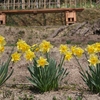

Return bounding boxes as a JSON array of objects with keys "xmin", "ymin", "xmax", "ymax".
[
  {"xmin": 59, "ymin": 55, "xmax": 65, "ymax": 69},
  {"xmin": 74, "ymin": 55, "xmax": 85, "ymax": 74}
]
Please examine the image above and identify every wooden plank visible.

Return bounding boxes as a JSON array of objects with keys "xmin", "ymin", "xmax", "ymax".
[{"xmin": 0, "ymin": 8, "xmax": 84, "ymax": 14}]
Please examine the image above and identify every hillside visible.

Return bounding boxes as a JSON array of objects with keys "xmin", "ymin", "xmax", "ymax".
[{"xmin": 6, "ymin": 8, "xmax": 100, "ymax": 26}]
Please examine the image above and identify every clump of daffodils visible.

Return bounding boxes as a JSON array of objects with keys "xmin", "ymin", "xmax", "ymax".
[
  {"xmin": 11, "ymin": 39, "xmax": 100, "ymax": 93},
  {"xmin": 59, "ymin": 42, "xmax": 100, "ymax": 67},
  {"xmin": 85, "ymin": 43, "xmax": 100, "ymax": 66},
  {"xmin": 12, "ymin": 40, "xmax": 69, "ymax": 92},
  {"xmin": 0, "ymin": 35, "xmax": 13, "ymax": 87},
  {"xmin": 72, "ymin": 42, "xmax": 100, "ymax": 93}
]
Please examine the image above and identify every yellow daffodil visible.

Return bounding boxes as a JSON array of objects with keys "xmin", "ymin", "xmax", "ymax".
[
  {"xmin": 0, "ymin": 45, "xmax": 4, "ymax": 53},
  {"xmin": 88, "ymin": 54, "xmax": 100, "ymax": 67},
  {"xmin": 0, "ymin": 35, "xmax": 6, "ymax": 46},
  {"xmin": 31, "ymin": 44, "xmax": 39, "ymax": 52},
  {"xmin": 65, "ymin": 51, "xmax": 73, "ymax": 61},
  {"xmin": 85, "ymin": 44, "xmax": 96, "ymax": 54},
  {"xmin": 72, "ymin": 47, "xmax": 84, "ymax": 57},
  {"xmin": 39, "ymin": 40, "xmax": 53, "ymax": 53},
  {"xmin": 71, "ymin": 46, "xmax": 77, "ymax": 55},
  {"xmin": 37, "ymin": 56, "xmax": 49, "ymax": 68},
  {"xmin": 11, "ymin": 52, "xmax": 21, "ymax": 62},
  {"xmin": 17, "ymin": 39, "xmax": 30, "ymax": 52},
  {"xmin": 59, "ymin": 44, "xmax": 68, "ymax": 55},
  {"xmin": 24, "ymin": 50, "xmax": 35, "ymax": 61},
  {"xmin": 93, "ymin": 42, "xmax": 100, "ymax": 53}
]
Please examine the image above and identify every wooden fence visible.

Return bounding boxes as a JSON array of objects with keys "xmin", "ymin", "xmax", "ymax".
[{"xmin": 0, "ymin": 0, "xmax": 99, "ymax": 10}]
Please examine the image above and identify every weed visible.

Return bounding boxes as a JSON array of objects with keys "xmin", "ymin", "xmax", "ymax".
[
  {"xmin": 6, "ymin": 44, "xmax": 16, "ymax": 46},
  {"xmin": 63, "ymin": 32, "xmax": 67, "ymax": 36},
  {"xmin": 87, "ymin": 41, "xmax": 95, "ymax": 45},
  {"xmin": 27, "ymin": 34, "xmax": 33, "ymax": 40},
  {"xmin": 42, "ymin": 34, "xmax": 48, "ymax": 39},
  {"xmin": 67, "ymin": 95, "xmax": 83, "ymax": 100},
  {"xmin": 67, "ymin": 96, "xmax": 72, "ymax": 100},
  {"xmin": 52, "ymin": 96, "xmax": 57, "ymax": 100},
  {"xmin": 18, "ymin": 94, "xmax": 34, "ymax": 100},
  {"xmin": 76, "ymin": 96, "xmax": 83, "ymax": 100},
  {"xmin": 12, "ymin": 78, "xmax": 16, "ymax": 82},
  {"xmin": 17, "ymin": 31, "xmax": 25, "ymax": 38},
  {"xmin": 3, "ymin": 89, "xmax": 12, "ymax": 98},
  {"xmin": 66, "ymin": 40, "xmax": 72, "ymax": 44}
]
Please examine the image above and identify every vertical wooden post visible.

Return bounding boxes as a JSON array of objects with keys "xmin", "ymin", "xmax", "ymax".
[
  {"xmin": 75, "ymin": 0, "xmax": 76, "ymax": 8},
  {"xmin": 65, "ymin": 0, "xmax": 67, "ymax": 8},
  {"xmin": 13, "ymin": 0, "xmax": 15, "ymax": 9},
  {"xmin": 34, "ymin": 0, "xmax": 36, "ymax": 8},
  {"xmin": 27, "ymin": 0, "xmax": 30, "ymax": 9},
  {"xmin": 44, "ymin": 0, "xmax": 46, "ymax": 8},
  {"xmin": 39, "ymin": 0, "xmax": 41, "ymax": 8},
  {"xmin": 4, "ymin": 0, "xmax": 6, "ymax": 9},
  {"xmin": 22, "ymin": 0, "xmax": 25, "ymax": 9},
  {"xmin": 7, "ymin": 0, "xmax": 9, "ymax": 9},
  {"xmin": 49, "ymin": 0, "xmax": 50, "ymax": 8},
  {"xmin": 90, "ymin": 0, "xmax": 92, "ymax": 7},
  {"xmin": 70, "ymin": 0, "xmax": 71, "ymax": 7},
  {"xmin": 80, "ymin": 0, "xmax": 81, "ymax": 7},
  {"xmin": 11, "ymin": 0, "xmax": 12, "ymax": 9},
  {"xmin": 18, "ymin": 0, "xmax": 20, "ymax": 9},
  {"xmin": 32, "ymin": 0, "xmax": 33, "ymax": 8}
]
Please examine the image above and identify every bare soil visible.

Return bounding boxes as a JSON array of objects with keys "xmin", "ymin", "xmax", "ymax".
[{"xmin": 0, "ymin": 9, "xmax": 100, "ymax": 100}]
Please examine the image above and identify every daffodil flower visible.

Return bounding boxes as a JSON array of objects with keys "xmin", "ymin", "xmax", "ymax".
[
  {"xmin": 65, "ymin": 51, "xmax": 73, "ymax": 61},
  {"xmin": 88, "ymin": 54, "xmax": 100, "ymax": 67},
  {"xmin": 39, "ymin": 40, "xmax": 53, "ymax": 53},
  {"xmin": 85, "ymin": 44, "xmax": 96, "ymax": 54},
  {"xmin": 0, "ymin": 35, "xmax": 6, "ymax": 46},
  {"xmin": 24, "ymin": 49, "xmax": 35, "ymax": 61},
  {"xmin": 37, "ymin": 56, "xmax": 49, "ymax": 68},
  {"xmin": 71, "ymin": 46, "xmax": 77, "ymax": 55},
  {"xmin": 93, "ymin": 42, "xmax": 100, "ymax": 53},
  {"xmin": 11, "ymin": 52, "xmax": 21, "ymax": 62},
  {"xmin": 0, "ymin": 45, "xmax": 4, "ymax": 53},
  {"xmin": 71, "ymin": 46, "xmax": 84, "ymax": 57},
  {"xmin": 31, "ymin": 44, "xmax": 39, "ymax": 52},
  {"xmin": 17, "ymin": 39, "xmax": 30, "ymax": 52},
  {"xmin": 59, "ymin": 44, "xmax": 68, "ymax": 55}
]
